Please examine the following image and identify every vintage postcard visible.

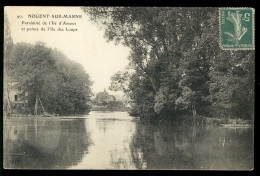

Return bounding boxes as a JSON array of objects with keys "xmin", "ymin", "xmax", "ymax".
[{"xmin": 3, "ymin": 6, "xmax": 254, "ymax": 170}]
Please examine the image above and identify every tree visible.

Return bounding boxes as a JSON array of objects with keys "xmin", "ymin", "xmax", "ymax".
[
  {"xmin": 209, "ymin": 51, "xmax": 254, "ymax": 119},
  {"xmin": 83, "ymin": 7, "xmax": 254, "ymax": 121},
  {"xmin": 109, "ymin": 70, "xmax": 131, "ymax": 93},
  {"xmin": 3, "ymin": 13, "xmax": 14, "ymax": 116},
  {"xmin": 6, "ymin": 42, "xmax": 93, "ymax": 115}
]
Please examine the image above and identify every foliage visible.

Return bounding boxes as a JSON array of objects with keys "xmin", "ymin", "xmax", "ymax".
[
  {"xmin": 82, "ymin": 7, "xmax": 254, "ymax": 120},
  {"xmin": 4, "ymin": 13, "xmax": 13, "ymax": 61},
  {"xmin": 5, "ymin": 42, "xmax": 93, "ymax": 115},
  {"xmin": 109, "ymin": 70, "xmax": 131, "ymax": 93},
  {"xmin": 107, "ymin": 101, "xmax": 124, "ymax": 111},
  {"xmin": 3, "ymin": 13, "xmax": 14, "ymax": 115},
  {"xmin": 209, "ymin": 51, "xmax": 254, "ymax": 118}
]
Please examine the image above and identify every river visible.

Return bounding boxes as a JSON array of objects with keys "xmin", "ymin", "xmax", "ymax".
[{"xmin": 3, "ymin": 111, "xmax": 254, "ymax": 170}]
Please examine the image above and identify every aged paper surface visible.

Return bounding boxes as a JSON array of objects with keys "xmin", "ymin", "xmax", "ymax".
[{"xmin": 3, "ymin": 6, "xmax": 254, "ymax": 170}]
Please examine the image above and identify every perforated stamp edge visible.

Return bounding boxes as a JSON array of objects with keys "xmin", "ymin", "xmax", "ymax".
[{"xmin": 219, "ymin": 7, "xmax": 255, "ymax": 50}]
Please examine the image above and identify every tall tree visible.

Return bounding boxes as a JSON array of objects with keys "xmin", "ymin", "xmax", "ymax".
[
  {"xmin": 83, "ymin": 7, "xmax": 254, "ymax": 120},
  {"xmin": 3, "ymin": 13, "xmax": 14, "ymax": 116}
]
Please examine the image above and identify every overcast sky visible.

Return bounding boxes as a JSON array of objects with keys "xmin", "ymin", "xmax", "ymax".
[{"xmin": 5, "ymin": 6, "xmax": 130, "ymax": 94}]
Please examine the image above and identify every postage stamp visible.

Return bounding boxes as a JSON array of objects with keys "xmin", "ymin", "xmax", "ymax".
[{"xmin": 219, "ymin": 8, "xmax": 254, "ymax": 50}]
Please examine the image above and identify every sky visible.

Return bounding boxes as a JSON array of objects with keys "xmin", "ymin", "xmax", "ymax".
[{"xmin": 5, "ymin": 6, "xmax": 130, "ymax": 95}]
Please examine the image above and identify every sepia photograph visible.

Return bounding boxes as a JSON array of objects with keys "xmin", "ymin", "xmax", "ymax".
[{"xmin": 3, "ymin": 6, "xmax": 254, "ymax": 170}]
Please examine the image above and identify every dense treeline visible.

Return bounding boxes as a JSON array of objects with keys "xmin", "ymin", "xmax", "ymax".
[
  {"xmin": 82, "ymin": 7, "xmax": 254, "ymax": 120},
  {"xmin": 4, "ymin": 14, "xmax": 93, "ymax": 116},
  {"xmin": 5, "ymin": 42, "xmax": 93, "ymax": 115}
]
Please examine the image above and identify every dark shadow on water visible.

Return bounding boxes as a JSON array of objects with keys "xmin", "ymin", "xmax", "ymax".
[
  {"xmin": 130, "ymin": 121, "xmax": 254, "ymax": 170},
  {"xmin": 4, "ymin": 118, "xmax": 91, "ymax": 169}
]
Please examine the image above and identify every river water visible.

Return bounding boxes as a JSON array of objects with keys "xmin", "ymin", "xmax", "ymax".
[{"xmin": 3, "ymin": 111, "xmax": 254, "ymax": 170}]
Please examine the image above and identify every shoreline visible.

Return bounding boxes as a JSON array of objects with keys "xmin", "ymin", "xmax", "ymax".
[{"xmin": 4, "ymin": 112, "xmax": 254, "ymax": 127}]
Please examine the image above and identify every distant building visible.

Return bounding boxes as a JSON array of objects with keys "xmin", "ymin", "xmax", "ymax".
[
  {"xmin": 95, "ymin": 89, "xmax": 116, "ymax": 104},
  {"xmin": 8, "ymin": 81, "xmax": 28, "ymax": 105},
  {"xmin": 4, "ymin": 81, "xmax": 28, "ymax": 115}
]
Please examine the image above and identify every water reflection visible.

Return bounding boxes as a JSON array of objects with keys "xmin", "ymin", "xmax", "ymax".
[
  {"xmin": 130, "ymin": 121, "xmax": 254, "ymax": 170},
  {"xmin": 69, "ymin": 112, "xmax": 136, "ymax": 169},
  {"xmin": 4, "ymin": 117, "xmax": 90, "ymax": 169},
  {"xmin": 4, "ymin": 112, "xmax": 253, "ymax": 170}
]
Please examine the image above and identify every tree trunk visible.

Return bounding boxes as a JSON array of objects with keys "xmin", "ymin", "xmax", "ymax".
[
  {"xmin": 192, "ymin": 103, "xmax": 197, "ymax": 117},
  {"xmin": 192, "ymin": 103, "xmax": 197, "ymax": 125},
  {"xmin": 148, "ymin": 76, "xmax": 157, "ymax": 92}
]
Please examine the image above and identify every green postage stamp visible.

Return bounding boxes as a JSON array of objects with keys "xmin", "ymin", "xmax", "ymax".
[{"xmin": 220, "ymin": 8, "xmax": 254, "ymax": 50}]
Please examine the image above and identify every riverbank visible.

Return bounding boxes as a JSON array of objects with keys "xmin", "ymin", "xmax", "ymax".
[
  {"xmin": 138, "ymin": 114, "xmax": 253, "ymax": 127},
  {"xmin": 4, "ymin": 111, "xmax": 253, "ymax": 127},
  {"xmin": 202, "ymin": 117, "xmax": 253, "ymax": 125},
  {"xmin": 91, "ymin": 105, "xmax": 130, "ymax": 112}
]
